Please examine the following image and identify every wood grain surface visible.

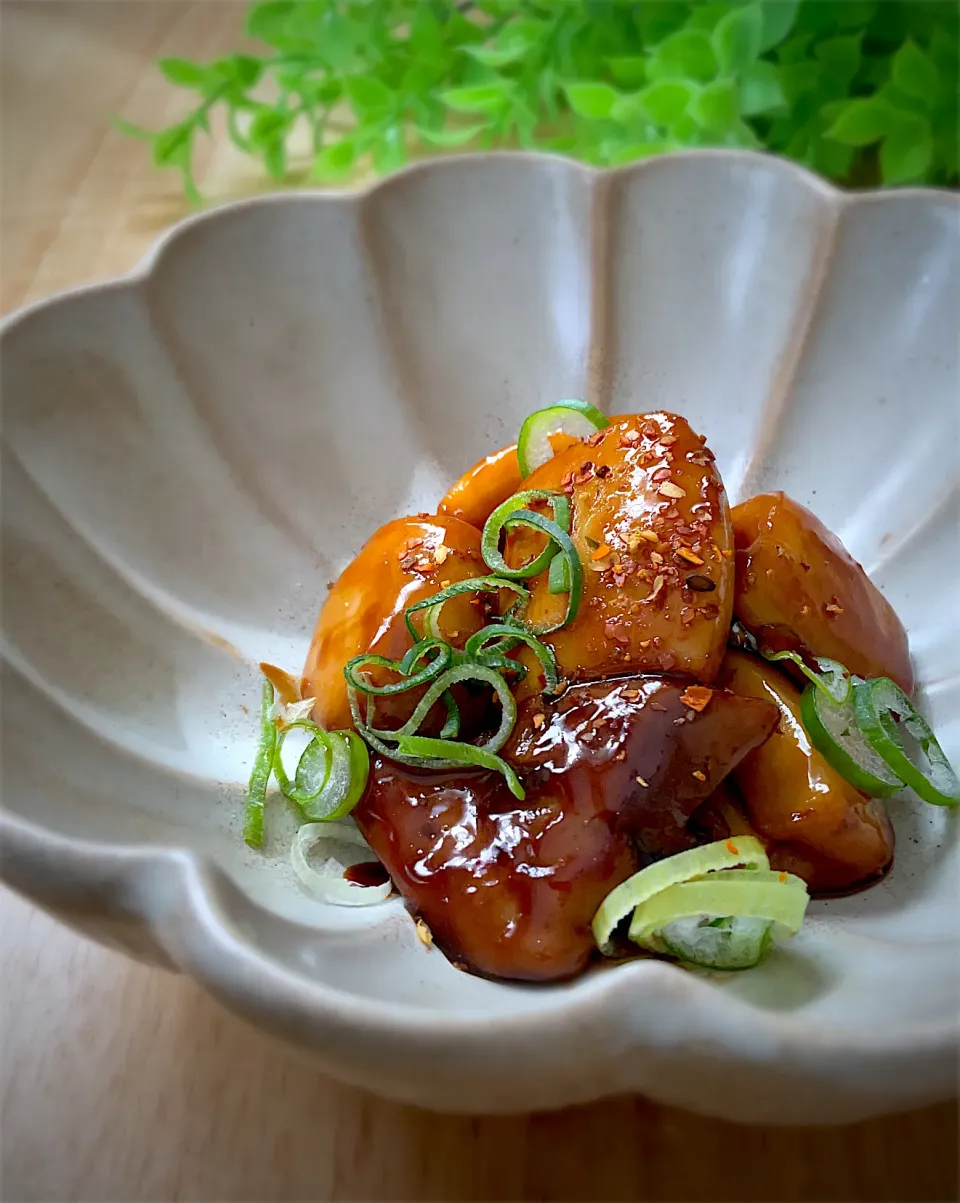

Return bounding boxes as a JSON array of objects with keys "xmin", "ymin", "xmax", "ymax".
[{"xmin": 1, "ymin": 5, "xmax": 957, "ymax": 1201}]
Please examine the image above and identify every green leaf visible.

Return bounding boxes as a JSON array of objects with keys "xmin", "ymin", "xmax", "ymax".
[
  {"xmin": 248, "ymin": 108, "xmax": 292, "ymax": 146},
  {"xmin": 809, "ymin": 137, "xmax": 854, "ymax": 181},
  {"xmin": 441, "ymin": 83, "xmax": 514, "ymax": 114},
  {"xmin": 712, "ymin": 4, "xmax": 763, "ymax": 75},
  {"xmin": 881, "ymin": 117, "xmax": 933, "ymax": 184},
  {"xmin": 112, "ymin": 118, "xmax": 154, "ymax": 142},
  {"xmin": 157, "ymin": 58, "xmax": 211, "ymax": 89},
  {"xmin": 313, "ymin": 135, "xmax": 357, "ymax": 179},
  {"xmin": 670, "ymin": 113, "xmax": 702, "ymax": 145},
  {"xmin": 759, "ymin": 0, "xmax": 800, "ymax": 52},
  {"xmin": 372, "ymin": 126, "xmax": 406, "ymax": 174},
  {"xmin": 417, "ymin": 123, "xmax": 488, "ymax": 148},
  {"xmin": 739, "ymin": 61, "xmax": 787, "ymax": 115},
  {"xmin": 152, "ymin": 122, "xmax": 193, "ymax": 167},
  {"xmin": 824, "ymin": 98, "xmax": 897, "ymax": 146},
  {"xmin": 891, "ymin": 40, "xmax": 940, "ymax": 106},
  {"xmin": 464, "ymin": 43, "xmax": 529, "ymax": 67},
  {"xmin": 606, "ymin": 56, "xmax": 647, "ymax": 89},
  {"xmin": 344, "ymin": 75, "xmax": 393, "ymax": 118},
  {"xmin": 263, "ymin": 138, "xmax": 286, "ymax": 179},
  {"xmin": 814, "ymin": 34, "xmax": 862, "ymax": 84},
  {"xmin": 647, "ymin": 30, "xmax": 718, "ymax": 84},
  {"xmin": 631, "ymin": 80, "xmax": 698, "ymax": 126},
  {"xmin": 563, "ymin": 81, "xmax": 619, "ymax": 120},
  {"xmin": 245, "ymin": 1, "xmax": 295, "ymax": 47},
  {"xmin": 214, "ymin": 54, "xmax": 263, "ymax": 89},
  {"xmin": 689, "ymin": 78, "xmax": 739, "ymax": 133},
  {"xmin": 605, "ymin": 141, "xmax": 670, "ymax": 167}
]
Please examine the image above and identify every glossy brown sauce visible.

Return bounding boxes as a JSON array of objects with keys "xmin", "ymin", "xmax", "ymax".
[
  {"xmin": 343, "ymin": 861, "xmax": 392, "ymax": 888},
  {"xmin": 354, "ymin": 677, "xmax": 777, "ymax": 982}
]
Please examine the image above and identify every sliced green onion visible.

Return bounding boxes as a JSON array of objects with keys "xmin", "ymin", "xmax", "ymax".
[
  {"xmin": 481, "ymin": 490, "xmax": 571, "ymax": 580},
  {"xmin": 517, "ymin": 399, "xmax": 610, "ymax": 476},
  {"xmin": 273, "ymin": 719, "xmax": 331, "ymax": 803},
  {"xmin": 273, "ymin": 719, "xmax": 370, "ymax": 821},
  {"xmin": 761, "ymin": 648, "xmax": 851, "ymax": 704},
  {"xmin": 439, "ymin": 690, "xmax": 461, "ymax": 739},
  {"xmin": 344, "ymin": 639, "xmax": 451, "ymax": 696},
  {"xmin": 291, "ymin": 821, "xmax": 391, "ymax": 906},
  {"xmin": 394, "ymin": 735, "xmax": 525, "ymax": 799},
  {"xmin": 403, "ymin": 575, "xmax": 529, "ymax": 642},
  {"xmin": 243, "ymin": 678, "xmax": 277, "ymax": 848},
  {"xmin": 500, "ymin": 510, "xmax": 583, "ymax": 633},
  {"xmin": 800, "ymin": 683, "xmax": 903, "ymax": 797},
  {"xmin": 628, "ymin": 870, "xmax": 809, "ymax": 969},
  {"xmin": 592, "ymin": 836, "xmax": 770, "ymax": 954},
  {"xmin": 548, "ymin": 551, "xmax": 570, "ymax": 594},
  {"xmin": 854, "ymin": 677, "xmax": 960, "ymax": 807},
  {"xmin": 380, "ymin": 662, "xmax": 517, "ymax": 752},
  {"xmin": 464, "ymin": 624, "xmax": 559, "ymax": 694},
  {"xmin": 659, "ymin": 916, "xmax": 775, "ymax": 971}
]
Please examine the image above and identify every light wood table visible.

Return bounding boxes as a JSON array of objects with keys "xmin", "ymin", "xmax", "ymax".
[{"xmin": 1, "ymin": 5, "xmax": 957, "ymax": 1200}]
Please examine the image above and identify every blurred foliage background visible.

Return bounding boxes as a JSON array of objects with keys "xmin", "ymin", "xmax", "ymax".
[{"xmin": 121, "ymin": 0, "xmax": 959, "ymax": 200}]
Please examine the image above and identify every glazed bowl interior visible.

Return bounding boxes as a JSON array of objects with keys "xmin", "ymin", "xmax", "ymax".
[{"xmin": 1, "ymin": 152, "xmax": 957, "ymax": 1121}]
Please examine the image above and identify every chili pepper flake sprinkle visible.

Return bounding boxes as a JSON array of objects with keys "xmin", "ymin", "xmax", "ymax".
[{"xmin": 680, "ymin": 685, "xmax": 714, "ymax": 712}]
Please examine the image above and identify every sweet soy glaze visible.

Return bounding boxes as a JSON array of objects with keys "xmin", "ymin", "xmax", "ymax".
[{"xmin": 305, "ymin": 412, "xmax": 918, "ymax": 982}]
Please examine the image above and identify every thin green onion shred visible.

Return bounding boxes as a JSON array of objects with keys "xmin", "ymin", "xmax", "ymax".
[
  {"xmin": 344, "ymin": 640, "xmax": 451, "ymax": 696},
  {"xmin": 498, "ymin": 510, "xmax": 583, "ymax": 633},
  {"xmin": 243, "ymin": 678, "xmax": 277, "ymax": 848},
  {"xmin": 464, "ymin": 624, "xmax": 559, "ymax": 694},
  {"xmin": 481, "ymin": 490, "xmax": 571, "ymax": 580},
  {"xmin": 395, "ymin": 735, "xmax": 525, "ymax": 799},
  {"xmin": 403, "ymin": 575, "xmax": 529, "ymax": 642},
  {"xmin": 761, "ymin": 648, "xmax": 851, "ymax": 704}
]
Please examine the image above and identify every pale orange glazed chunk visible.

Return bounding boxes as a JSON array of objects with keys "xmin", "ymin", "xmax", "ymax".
[
  {"xmin": 437, "ymin": 442, "xmax": 523, "ymax": 530},
  {"xmin": 504, "ymin": 413, "xmax": 734, "ymax": 686},
  {"xmin": 720, "ymin": 651, "xmax": 894, "ymax": 894},
  {"xmin": 302, "ymin": 514, "xmax": 487, "ymax": 730},
  {"xmin": 732, "ymin": 492, "xmax": 913, "ymax": 693}
]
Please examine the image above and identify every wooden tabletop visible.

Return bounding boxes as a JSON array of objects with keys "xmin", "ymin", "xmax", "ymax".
[{"xmin": 1, "ymin": 5, "xmax": 957, "ymax": 1201}]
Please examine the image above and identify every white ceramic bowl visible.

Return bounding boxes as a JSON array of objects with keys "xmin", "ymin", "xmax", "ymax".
[{"xmin": 2, "ymin": 151, "xmax": 957, "ymax": 1124}]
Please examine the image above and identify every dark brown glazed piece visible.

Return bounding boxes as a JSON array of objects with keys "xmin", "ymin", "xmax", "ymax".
[
  {"xmin": 354, "ymin": 677, "xmax": 778, "ymax": 982},
  {"xmin": 731, "ymin": 492, "xmax": 913, "ymax": 693},
  {"xmin": 719, "ymin": 651, "xmax": 894, "ymax": 894},
  {"xmin": 302, "ymin": 514, "xmax": 487, "ymax": 731},
  {"xmin": 503, "ymin": 414, "xmax": 734, "ymax": 691}
]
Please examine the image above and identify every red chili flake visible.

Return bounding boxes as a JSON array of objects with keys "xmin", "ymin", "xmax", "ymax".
[
  {"xmin": 595, "ymin": 463, "xmax": 612, "ymax": 479},
  {"xmin": 639, "ymin": 638, "xmax": 653, "ymax": 649},
  {"xmin": 657, "ymin": 650, "xmax": 677, "ymax": 670},
  {"xmin": 680, "ymin": 685, "xmax": 713, "ymax": 712},
  {"xmin": 779, "ymin": 871, "xmax": 788, "ymax": 883},
  {"xmin": 652, "ymin": 466, "xmax": 673, "ymax": 483},
  {"xmin": 725, "ymin": 840, "xmax": 739, "ymax": 856},
  {"xmin": 612, "ymin": 572, "xmax": 626, "ymax": 587},
  {"xmin": 586, "ymin": 430, "xmax": 606, "ymax": 447},
  {"xmin": 532, "ymin": 713, "xmax": 545, "ymax": 730},
  {"xmin": 660, "ymin": 434, "xmax": 678, "ymax": 446},
  {"xmin": 641, "ymin": 420, "xmax": 660, "ymax": 439},
  {"xmin": 622, "ymin": 429, "xmax": 641, "ymax": 444},
  {"xmin": 326, "ymin": 581, "xmax": 335, "ymax": 591},
  {"xmin": 825, "ymin": 599, "xmax": 844, "ymax": 616}
]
